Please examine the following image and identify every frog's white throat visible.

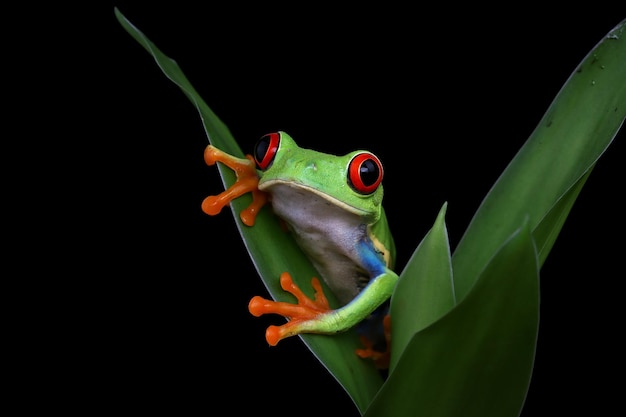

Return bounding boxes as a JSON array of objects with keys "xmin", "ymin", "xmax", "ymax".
[{"xmin": 260, "ymin": 181, "xmax": 375, "ymax": 304}]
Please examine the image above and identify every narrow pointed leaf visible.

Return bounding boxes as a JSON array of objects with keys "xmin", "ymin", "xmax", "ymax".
[
  {"xmin": 366, "ymin": 221, "xmax": 539, "ymax": 417},
  {"xmin": 389, "ymin": 202, "xmax": 455, "ymax": 371},
  {"xmin": 452, "ymin": 19, "xmax": 626, "ymax": 300},
  {"xmin": 115, "ymin": 8, "xmax": 383, "ymax": 413}
]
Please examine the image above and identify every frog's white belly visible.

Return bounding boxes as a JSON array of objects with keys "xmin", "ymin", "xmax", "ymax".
[{"xmin": 265, "ymin": 183, "xmax": 372, "ymax": 305}]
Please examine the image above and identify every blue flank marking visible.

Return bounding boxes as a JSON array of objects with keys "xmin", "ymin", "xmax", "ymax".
[
  {"xmin": 355, "ymin": 237, "xmax": 390, "ymax": 353},
  {"xmin": 356, "ymin": 238, "xmax": 387, "ymax": 277}
]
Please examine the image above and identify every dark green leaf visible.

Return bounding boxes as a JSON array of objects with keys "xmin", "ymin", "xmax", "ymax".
[
  {"xmin": 452, "ymin": 19, "xmax": 626, "ymax": 301},
  {"xmin": 389, "ymin": 202, "xmax": 455, "ymax": 371},
  {"xmin": 366, "ymin": 220, "xmax": 539, "ymax": 417},
  {"xmin": 115, "ymin": 8, "xmax": 383, "ymax": 413}
]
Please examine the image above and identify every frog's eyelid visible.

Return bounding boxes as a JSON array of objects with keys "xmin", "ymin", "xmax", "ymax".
[
  {"xmin": 254, "ymin": 132, "xmax": 281, "ymax": 170},
  {"xmin": 347, "ymin": 152, "xmax": 384, "ymax": 194}
]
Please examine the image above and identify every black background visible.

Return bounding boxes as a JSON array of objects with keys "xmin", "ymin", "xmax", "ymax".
[{"xmin": 111, "ymin": 5, "xmax": 623, "ymax": 416}]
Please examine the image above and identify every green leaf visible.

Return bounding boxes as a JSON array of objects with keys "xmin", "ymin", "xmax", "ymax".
[
  {"xmin": 388, "ymin": 202, "xmax": 455, "ymax": 371},
  {"xmin": 369, "ymin": 21, "xmax": 624, "ymax": 415},
  {"xmin": 117, "ymin": 9, "xmax": 624, "ymax": 415},
  {"xmin": 365, "ymin": 220, "xmax": 539, "ymax": 417},
  {"xmin": 452, "ymin": 19, "xmax": 626, "ymax": 301},
  {"xmin": 115, "ymin": 7, "xmax": 383, "ymax": 413}
]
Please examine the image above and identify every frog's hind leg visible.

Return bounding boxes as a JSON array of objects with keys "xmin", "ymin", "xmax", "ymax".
[{"xmin": 355, "ymin": 304, "xmax": 391, "ymax": 370}]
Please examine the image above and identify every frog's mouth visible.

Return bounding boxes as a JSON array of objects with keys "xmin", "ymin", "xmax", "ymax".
[{"xmin": 259, "ymin": 179, "xmax": 372, "ymax": 217}]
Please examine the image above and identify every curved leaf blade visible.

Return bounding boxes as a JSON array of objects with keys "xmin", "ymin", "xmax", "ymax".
[
  {"xmin": 389, "ymin": 202, "xmax": 455, "ymax": 371},
  {"xmin": 452, "ymin": 19, "xmax": 626, "ymax": 300},
  {"xmin": 115, "ymin": 7, "xmax": 383, "ymax": 413},
  {"xmin": 366, "ymin": 220, "xmax": 539, "ymax": 417}
]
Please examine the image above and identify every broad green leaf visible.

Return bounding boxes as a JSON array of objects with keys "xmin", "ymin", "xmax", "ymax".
[
  {"xmin": 452, "ymin": 19, "xmax": 626, "ymax": 301},
  {"xmin": 365, "ymin": 220, "xmax": 539, "ymax": 417},
  {"xmin": 115, "ymin": 8, "xmax": 383, "ymax": 413},
  {"xmin": 389, "ymin": 202, "xmax": 455, "ymax": 371}
]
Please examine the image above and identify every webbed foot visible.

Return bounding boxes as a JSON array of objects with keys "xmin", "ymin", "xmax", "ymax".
[
  {"xmin": 355, "ymin": 314, "xmax": 392, "ymax": 369},
  {"xmin": 201, "ymin": 144, "xmax": 269, "ymax": 226},
  {"xmin": 248, "ymin": 272, "xmax": 332, "ymax": 346}
]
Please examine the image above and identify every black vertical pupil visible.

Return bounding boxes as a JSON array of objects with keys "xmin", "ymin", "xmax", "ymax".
[
  {"xmin": 254, "ymin": 135, "xmax": 271, "ymax": 164},
  {"xmin": 360, "ymin": 159, "xmax": 379, "ymax": 186}
]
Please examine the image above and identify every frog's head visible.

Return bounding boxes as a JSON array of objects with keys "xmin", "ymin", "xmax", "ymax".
[{"xmin": 254, "ymin": 131, "xmax": 384, "ymax": 222}]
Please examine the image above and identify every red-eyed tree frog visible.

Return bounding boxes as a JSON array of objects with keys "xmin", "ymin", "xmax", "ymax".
[{"xmin": 202, "ymin": 131, "xmax": 398, "ymax": 368}]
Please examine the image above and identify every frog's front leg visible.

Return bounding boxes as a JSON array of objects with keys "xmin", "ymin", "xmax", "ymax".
[
  {"xmin": 249, "ymin": 272, "xmax": 331, "ymax": 345},
  {"xmin": 249, "ymin": 239, "xmax": 398, "ymax": 350},
  {"xmin": 249, "ymin": 268, "xmax": 396, "ymax": 347},
  {"xmin": 202, "ymin": 145, "xmax": 269, "ymax": 226}
]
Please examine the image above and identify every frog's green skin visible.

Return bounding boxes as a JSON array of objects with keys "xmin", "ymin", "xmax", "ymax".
[
  {"xmin": 252, "ymin": 131, "xmax": 398, "ymax": 337},
  {"xmin": 202, "ymin": 131, "xmax": 398, "ymax": 351}
]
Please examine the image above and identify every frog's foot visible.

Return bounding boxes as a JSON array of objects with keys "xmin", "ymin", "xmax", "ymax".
[
  {"xmin": 355, "ymin": 314, "xmax": 392, "ymax": 369},
  {"xmin": 248, "ymin": 272, "xmax": 332, "ymax": 346},
  {"xmin": 201, "ymin": 144, "xmax": 269, "ymax": 226}
]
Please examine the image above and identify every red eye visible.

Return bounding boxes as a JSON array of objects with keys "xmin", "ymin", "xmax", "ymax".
[
  {"xmin": 254, "ymin": 132, "xmax": 280, "ymax": 170},
  {"xmin": 348, "ymin": 152, "xmax": 384, "ymax": 194}
]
